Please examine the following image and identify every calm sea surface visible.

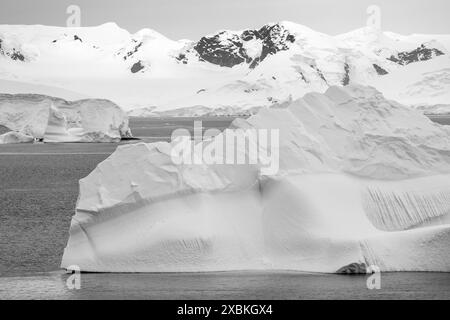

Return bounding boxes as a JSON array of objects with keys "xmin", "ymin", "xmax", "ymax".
[
  {"xmin": 0, "ymin": 117, "xmax": 449, "ymax": 299},
  {"xmin": 427, "ymin": 115, "xmax": 450, "ymax": 126}
]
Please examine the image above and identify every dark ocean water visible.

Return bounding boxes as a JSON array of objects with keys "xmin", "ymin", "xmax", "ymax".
[
  {"xmin": 129, "ymin": 116, "xmax": 239, "ymax": 140},
  {"xmin": 427, "ymin": 115, "xmax": 450, "ymax": 126},
  {"xmin": 1, "ymin": 271, "xmax": 449, "ymax": 300},
  {"xmin": 0, "ymin": 117, "xmax": 449, "ymax": 299}
]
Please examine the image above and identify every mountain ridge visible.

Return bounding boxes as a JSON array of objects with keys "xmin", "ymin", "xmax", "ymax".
[{"xmin": 0, "ymin": 21, "xmax": 449, "ymax": 116}]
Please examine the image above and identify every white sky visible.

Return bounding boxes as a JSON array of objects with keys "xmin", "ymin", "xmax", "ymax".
[{"xmin": 1, "ymin": 0, "xmax": 449, "ymax": 39}]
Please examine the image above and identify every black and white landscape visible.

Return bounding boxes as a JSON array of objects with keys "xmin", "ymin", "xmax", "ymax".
[{"xmin": 0, "ymin": 0, "xmax": 449, "ymax": 301}]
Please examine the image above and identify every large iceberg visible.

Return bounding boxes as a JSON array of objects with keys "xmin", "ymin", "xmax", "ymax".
[
  {"xmin": 61, "ymin": 85, "xmax": 450, "ymax": 272},
  {"xmin": 0, "ymin": 93, "xmax": 132, "ymax": 142}
]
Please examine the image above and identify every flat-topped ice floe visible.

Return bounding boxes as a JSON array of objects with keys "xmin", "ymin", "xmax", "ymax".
[
  {"xmin": 0, "ymin": 93, "xmax": 132, "ymax": 143},
  {"xmin": 61, "ymin": 85, "xmax": 450, "ymax": 272}
]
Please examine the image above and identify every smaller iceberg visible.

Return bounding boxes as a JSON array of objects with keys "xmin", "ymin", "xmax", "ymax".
[
  {"xmin": 0, "ymin": 93, "xmax": 132, "ymax": 143},
  {"xmin": 0, "ymin": 130, "xmax": 34, "ymax": 144}
]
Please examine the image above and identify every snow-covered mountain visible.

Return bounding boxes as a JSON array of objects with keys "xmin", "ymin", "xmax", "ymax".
[{"xmin": 0, "ymin": 21, "xmax": 449, "ymax": 116}]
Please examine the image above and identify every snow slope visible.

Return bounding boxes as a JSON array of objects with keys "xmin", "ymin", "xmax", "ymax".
[
  {"xmin": 61, "ymin": 85, "xmax": 450, "ymax": 272},
  {"xmin": 369, "ymin": 55, "xmax": 450, "ymax": 106},
  {"xmin": 1, "ymin": 22, "xmax": 449, "ymax": 115},
  {"xmin": 0, "ymin": 93, "xmax": 132, "ymax": 142},
  {"xmin": 0, "ymin": 79, "xmax": 89, "ymax": 101}
]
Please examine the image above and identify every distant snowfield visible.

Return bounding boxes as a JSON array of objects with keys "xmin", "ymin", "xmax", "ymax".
[
  {"xmin": 61, "ymin": 85, "xmax": 450, "ymax": 273},
  {"xmin": 1, "ymin": 22, "xmax": 450, "ymax": 116},
  {"xmin": 0, "ymin": 79, "xmax": 89, "ymax": 101},
  {"xmin": 369, "ymin": 56, "xmax": 450, "ymax": 107}
]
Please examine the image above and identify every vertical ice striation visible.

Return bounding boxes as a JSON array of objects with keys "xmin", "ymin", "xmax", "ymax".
[{"xmin": 363, "ymin": 184, "xmax": 450, "ymax": 231}]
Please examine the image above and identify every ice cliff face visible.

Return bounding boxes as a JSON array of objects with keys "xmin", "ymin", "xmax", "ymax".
[
  {"xmin": 61, "ymin": 85, "xmax": 450, "ymax": 272},
  {"xmin": 0, "ymin": 93, "xmax": 132, "ymax": 142},
  {"xmin": 0, "ymin": 130, "xmax": 34, "ymax": 144}
]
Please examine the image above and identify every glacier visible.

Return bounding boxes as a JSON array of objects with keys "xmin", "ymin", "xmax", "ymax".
[
  {"xmin": 0, "ymin": 93, "xmax": 132, "ymax": 142},
  {"xmin": 61, "ymin": 85, "xmax": 450, "ymax": 273},
  {"xmin": 1, "ymin": 22, "xmax": 450, "ymax": 116}
]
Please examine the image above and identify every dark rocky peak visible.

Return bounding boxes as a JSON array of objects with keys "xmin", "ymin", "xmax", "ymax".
[
  {"xmin": 118, "ymin": 39, "xmax": 143, "ymax": 61},
  {"xmin": 191, "ymin": 22, "xmax": 296, "ymax": 69},
  {"xmin": 175, "ymin": 53, "xmax": 188, "ymax": 64},
  {"xmin": 0, "ymin": 37, "xmax": 26, "ymax": 62},
  {"xmin": 373, "ymin": 64, "xmax": 389, "ymax": 75},
  {"xmin": 257, "ymin": 23, "xmax": 296, "ymax": 62},
  {"xmin": 194, "ymin": 31, "xmax": 248, "ymax": 68},
  {"xmin": 342, "ymin": 62, "xmax": 350, "ymax": 85},
  {"xmin": 387, "ymin": 43, "xmax": 444, "ymax": 66},
  {"xmin": 9, "ymin": 49, "xmax": 25, "ymax": 61},
  {"xmin": 51, "ymin": 34, "xmax": 83, "ymax": 44},
  {"xmin": 241, "ymin": 30, "xmax": 259, "ymax": 41},
  {"xmin": 115, "ymin": 38, "xmax": 150, "ymax": 74},
  {"xmin": 308, "ymin": 62, "xmax": 327, "ymax": 84},
  {"xmin": 130, "ymin": 60, "xmax": 147, "ymax": 73},
  {"xmin": 123, "ymin": 40, "xmax": 143, "ymax": 60}
]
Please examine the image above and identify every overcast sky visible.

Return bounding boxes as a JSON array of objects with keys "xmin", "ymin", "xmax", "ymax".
[{"xmin": 1, "ymin": 0, "xmax": 449, "ymax": 39}]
